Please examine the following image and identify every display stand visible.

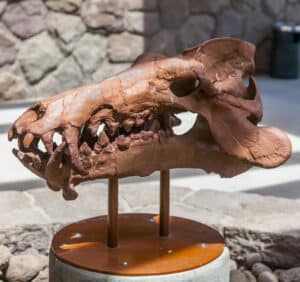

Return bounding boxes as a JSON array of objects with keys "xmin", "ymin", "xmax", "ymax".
[{"xmin": 49, "ymin": 170, "xmax": 229, "ymax": 282}]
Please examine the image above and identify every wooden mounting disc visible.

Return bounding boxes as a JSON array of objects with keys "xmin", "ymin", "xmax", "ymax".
[{"xmin": 51, "ymin": 214, "xmax": 225, "ymax": 276}]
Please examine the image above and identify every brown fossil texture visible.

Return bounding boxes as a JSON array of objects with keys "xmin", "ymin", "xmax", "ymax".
[{"xmin": 8, "ymin": 38, "xmax": 292, "ymax": 200}]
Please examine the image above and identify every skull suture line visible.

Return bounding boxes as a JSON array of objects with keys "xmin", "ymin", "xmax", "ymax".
[{"xmin": 8, "ymin": 38, "xmax": 291, "ymax": 200}]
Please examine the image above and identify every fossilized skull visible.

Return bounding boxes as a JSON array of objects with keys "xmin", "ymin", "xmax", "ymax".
[{"xmin": 8, "ymin": 38, "xmax": 291, "ymax": 200}]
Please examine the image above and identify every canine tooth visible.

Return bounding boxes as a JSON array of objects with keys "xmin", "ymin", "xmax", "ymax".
[
  {"xmin": 23, "ymin": 133, "xmax": 35, "ymax": 149},
  {"xmin": 123, "ymin": 118, "xmax": 135, "ymax": 132},
  {"xmin": 149, "ymin": 119, "xmax": 160, "ymax": 132},
  {"xmin": 116, "ymin": 135, "xmax": 130, "ymax": 151},
  {"xmin": 98, "ymin": 131, "xmax": 109, "ymax": 147}
]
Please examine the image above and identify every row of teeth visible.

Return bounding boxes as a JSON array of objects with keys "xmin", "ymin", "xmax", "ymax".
[{"xmin": 79, "ymin": 114, "xmax": 181, "ymax": 156}]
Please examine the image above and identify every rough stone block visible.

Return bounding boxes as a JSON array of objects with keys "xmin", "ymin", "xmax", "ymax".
[
  {"xmin": 125, "ymin": 11, "xmax": 160, "ymax": 36},
  {"xmin": 47, "ymin": 12, "xmax": 86, "ymax": 54},
  {"xmin": 216, "ymin": 9, "xmax": 243, "ymax": 38},
  {"xmin": 2, "ymin": 0, "xmax": 46, "ymax": 39},
  {"xmin": 5, "ymin": 254, "xmax": 47, "ymax": 282},
  {"xmin": 18, "ymin": 32, "xmax": 63, "ymax": 83},
  {"xmin": 81, "ymin": 0, "xmax": 124, "ymax": 32},
  {"xmin": 0, "ymin": 72, "xmax": 27, "ymax": 100},
  {"xmin": 177, "ymin": 15, "xmax": 215, "ymax": 51},
  {"xmin": 123, "ymin": 0, "xmax": 157, "ymax": 11},
  {"xmin": 108, "ymin": 33, "xmax": 144, "ymax": 62},
  {"xmin": 45, "ymin": 0, "xmax": 82, "ymax": 13},
  {"xmin": 0, "ymin": 25, "xmax": 17, "ymax": 67},
  {"xmin": 0, "ymin": 1, "xmax": 6, "ymax": 16},
  {"xmin": 190, "ymin": 0, "xmax": 230, "ymax": 14},
  {"xmin": 278, "ymin": 267, "xmax": 300, "ymax": 282},
  {"xmin": 0, "ymin": 246, "xmax": 10, "ymax": 271},
  {"xmin": 73, "ymin": 33, "xmax": 107, "ymax": 73},
  {"xmin": 160, "ymin": 0, "xmax": 189, "ymax": 28}
]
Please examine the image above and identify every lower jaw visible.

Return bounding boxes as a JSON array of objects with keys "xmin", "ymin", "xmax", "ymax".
[{"xmin": 70, "ymin": 135, "xmax": 252, "ymax": 187}]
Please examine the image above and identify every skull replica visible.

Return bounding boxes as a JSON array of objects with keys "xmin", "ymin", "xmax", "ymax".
[{"xmin": 8, "ymin": 38, "xmax": 291, "ymax": 200}]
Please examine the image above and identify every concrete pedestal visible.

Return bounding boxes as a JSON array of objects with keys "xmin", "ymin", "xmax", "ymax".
[{"xmin": 49, "ymin": 247, "xmax": 230, "ymax": 282}]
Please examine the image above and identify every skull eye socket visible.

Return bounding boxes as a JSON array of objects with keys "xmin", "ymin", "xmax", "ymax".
[{"xmin": 170, "ymin": 76, "xmax": 199, "ymax": 97}]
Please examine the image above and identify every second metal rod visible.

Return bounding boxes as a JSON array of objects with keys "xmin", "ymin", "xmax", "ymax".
[
  {"xmin": 108, "ymin": 178, "xmax": 119, "ymax": 248},
  {"xmin": 160, "ymin": 170, "xmax": 170, "ymax": 237}
]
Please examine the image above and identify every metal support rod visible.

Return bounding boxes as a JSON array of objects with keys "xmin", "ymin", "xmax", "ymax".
[
  {"xmin": 108, "ymin": 178, "xmax": 118, "ymax": 248},
  {"xmin": 160, "ymin": 170, "xmax": 170, "ymax": 237}
]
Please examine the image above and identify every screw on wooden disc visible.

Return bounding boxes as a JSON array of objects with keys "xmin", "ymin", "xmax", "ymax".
[{"xmin": 51, "ymin": 214, "xmax": 225, "ymax": 276}]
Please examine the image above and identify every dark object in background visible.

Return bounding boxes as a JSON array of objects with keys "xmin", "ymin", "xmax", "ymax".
[{"xmin": 271, "ymin": 22, "xmax": 300, "ymax": 79}]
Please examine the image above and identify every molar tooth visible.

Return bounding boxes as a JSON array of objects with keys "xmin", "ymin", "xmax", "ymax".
[
  {"xmin": 135, "ymin": 116, "xmax": 144, "ymax": 127},
  {"xmin": 23, "ymin": 133, "xmax": 35, "ymax": 149},
  {"xmin": 158, "ymin": 130, "xmax": 167, "ymax": 143},
  {"xmin": 131, "ymin": 133, "xmax": 142, "ymax": 140},
  {"xmin": 149, "ymin": 119, "xmax": 160, "ymax": 132},
  {"xmin": 80, "ymin": 142, "xmax": 92, "ymax": 156},
  {"xmin": 116, "ymin": 135, "xmax": 130, "ymax": 151},
  {"xmin": 104, "ymin": 143, "xmax": 115, "ymax": 153},
  {"xmin": 123, "ymin": 118, "xmax": 135, "ymax": 132},
  {"xmin": 97, "ymin": 131, "xmax": 109, "ymax": 147}
]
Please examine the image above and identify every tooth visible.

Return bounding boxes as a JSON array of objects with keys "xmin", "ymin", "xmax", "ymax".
[
  {"xmin": 82, "ymin": 158, "xmax": 92, "ymax": 170},
  {"xmin": 46, "ymin": 142, "xmax": 66, "ymax": 175},
  {"xmin": 141, "ymin": 130, "xmax": 151, "ymax": 141},
  {"xmin": 106, "ymin": 120, "xmax": 119, "ymax": 136},
  {"xmin": 98, "ymin": 131, "xmax": 109, "ymax": 147},
  {"xmin": 116, "ymin": 135, "xmax": 130, "ymax": 151},
  {"xmin": 104, "ymin": 144, "xmax": 115, "ymax": 153},
  {"xmin": 135, "ymin": 117, "xmax": 144, "ymax": 127},
  {"xmin": 41, "ymin": 131, "xmax": 54, "ymax": 154},
  {"xmin": 8, "ymin": 126, "xmax": 15, "ymax": 141},
  {"xmin": 169, "ymin": 115, "xmax": 181, "ymax": 127},
  {"xmin": 131, "ymin": 133, "xmax": 142, "ymax": 140},
  {"xmin": 80, "ymin": 142, "xmax": 92, "ymax": 156},
  {"xmin": 149, "ymin": 119, "xmax": 160, "ymax": 132},
  {"xmin": 63, "ymin": 126, "xmax": 88, "ymax": 175},
  {"xmin": 23, "ymin": 133, "xmax": 35, "ymax": 149},
  {"xmin": 123, "ymin": 118, "xmax": 135, "ymax": 132}
]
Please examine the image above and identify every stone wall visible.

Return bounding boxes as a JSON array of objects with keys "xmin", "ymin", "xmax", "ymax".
[{"xmin": 0, "ymin": 0, "xmax": 299, "ymax": 102}]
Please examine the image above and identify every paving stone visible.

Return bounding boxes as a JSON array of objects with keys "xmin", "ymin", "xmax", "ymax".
[
  {"xmin": 160, "ymin": 0, "xmax": 189, "ymax": 28},
  {"xmin": 81, "ymin": 0, "xmax": 124, "ymax": 32},
  {"xmin": 252, "ymin": 263, "xmax": 272, "ymax": 277},
  {"xmin": 177, "ymin": 15, "xmax": 215, "ymax": 51},
  {"xmin": 147, "ymin": 29, "xmax": 177, "ymax": 56},
  {"xmin": 32, "ymin": 267, "xmax": 48, "ymax": 282},
  {"xmin": 0, "ymin": 1, "xmax": 7, "ymax": 16},
  {"xmin": 108, "ymin": 32, "xmax": 144, "ymax": 62},
  {"xmin": 230, "ymin": 269, "xmax": 248, "ymax": 282},
  {"xmin": 5, "ymin": 254, "xmax": 47, "ymax": 282},
  {"xmin": 0, "ymin": 72, "xmax": 27, "ymax": 100},
  {"xmin": 47, "ymin": 12, "xmax": 86, "ymax": 54},
  {"xmin": 73, "ymin": 33, "xmax": 107, "ymax": 73},
  {"xmin": 190, "ymin": 0, "xmax": 230, "ymax": 14},
  {"xmin": 278, "ymin": 267, "xmax": 300, "ymax": 282},
  {"xmin": 244, "ymin": 11, "xmax": 273, "ymax": 44},
  {"xmin": 125, "ymin": 11, "xmax": 160, "ymax": 36},
  {"xmin": 0, "ymin": 24, "xmax": 17, "ymax": 67},
  {"xmin": 45, "ymin": 0, "xmax": 82, "ymax": 13},
  {"xmin": 216, "ymin": 9, "xmax": 243, "ymax": 38},
  {"xmin": 0, "ymin": 245, "xmax": 10, "ymax": 271},
  {"xmin": 0, "ymin": 225, "xmax": 51, "ymax": 255},
  {"xmin": 124, "ymin": 0, "xmax": 157, "ymax": 11},
  {"xmin": 262, "ymin": 0, "xmax": 285, "ymax": 18},
  {"xmin": 258, "ymin": 271, "xmax": 278, "ymax": 282},
  {"xmin": 92, "ymin": 61, "xmax": 130, "ymax": 82},
  {"xmin": 2, "ymin": 0, "xmax": 46, "ymax": 39},
  {"xmin": 18, "ymin": 32, "xmax": 63, "ymax": 83}
]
